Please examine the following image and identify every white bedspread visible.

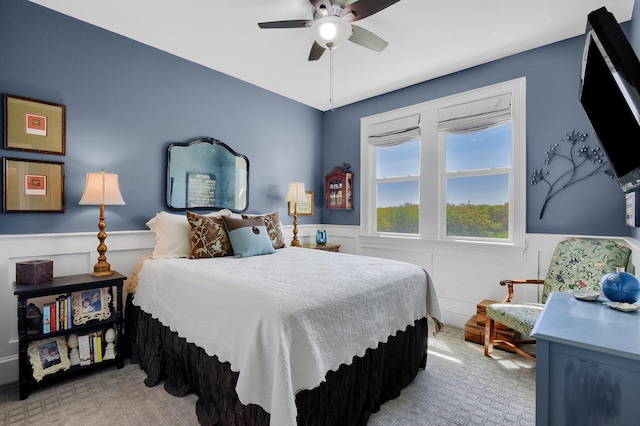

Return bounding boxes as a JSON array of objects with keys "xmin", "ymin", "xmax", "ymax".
[{"xmin": 132, "ymin": 248, "xmax": 440, "ymax": 426}]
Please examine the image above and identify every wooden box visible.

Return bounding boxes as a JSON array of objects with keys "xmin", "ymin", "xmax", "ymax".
[
  {"xmin": 16, "ymin": 260, "xmax": 53, "ymax": 285},
  {"xmin": 476, "ymin": 299, "xmax": 510, "ymax": 330},
  {"xmin": 464, "ymin": 315, "xmax": 517, "ymax": 346},
  {"xmin": 464, "ymin": 299, "xmax": 517, "ymax": 349}
]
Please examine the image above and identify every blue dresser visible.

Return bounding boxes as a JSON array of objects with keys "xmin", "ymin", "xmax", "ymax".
[{"xmin": 531, "ymin": 291, "xmax": 640, "ymax": 426}]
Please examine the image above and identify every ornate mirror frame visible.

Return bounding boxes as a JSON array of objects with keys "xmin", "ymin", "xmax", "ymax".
[{"xmin": 166, "ymin": 138, "xmax": 249, "ymax": 212}]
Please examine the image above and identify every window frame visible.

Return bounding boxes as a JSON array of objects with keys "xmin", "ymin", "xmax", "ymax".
[{"xmin": 360, "ymin": 78, "xmax": 526, "ymax": 248}]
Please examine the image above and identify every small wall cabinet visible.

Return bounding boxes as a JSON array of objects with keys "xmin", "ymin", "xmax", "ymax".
[{"xmin": 325, "ymin": 167, "xmax": 353, "ymax": 209}]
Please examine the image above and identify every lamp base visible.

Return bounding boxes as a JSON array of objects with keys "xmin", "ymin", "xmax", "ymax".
[
  {"xmin": 90, "ymin": 260, "xmax": 114, "ymax": 276},
  {"xmin": 290, "ymin": 239, "xmax": 301, "ymax": 247}
]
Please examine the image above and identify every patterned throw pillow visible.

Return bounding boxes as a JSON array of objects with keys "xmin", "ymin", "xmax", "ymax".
[
  {"xmin": 222, "ymin": 216, "xmax": 276, "ymax": 258},
  {"xmin": 186, "ymin": 211, "xmax": 234, "ymax": 258},
  {"xmin": 242, "ymin": 212, "xmax": 286, "ymax": 249}
]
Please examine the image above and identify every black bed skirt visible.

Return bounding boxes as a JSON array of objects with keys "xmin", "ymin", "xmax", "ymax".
[{"xmin": 126, "ymin": 295, "xmax": 428, "ymax": 425}]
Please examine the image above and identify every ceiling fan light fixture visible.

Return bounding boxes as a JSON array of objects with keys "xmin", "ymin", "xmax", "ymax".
[{"xmin": 312, "ymin": 16, "xmax": 352, "ymax": 49}]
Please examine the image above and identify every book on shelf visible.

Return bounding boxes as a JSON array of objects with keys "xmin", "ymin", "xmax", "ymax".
[
  {"xmin": 77, "ymin": 331, "xmax": 105, "ymax": 366},
  {"xmin": 67, "ymin": 294, "xmax": 72, "ymax": 330},
  {"xmin": 42, "ymin": 304, "xmax": 51, "ymax": 334},
  {"xmin": 78, "ymin": 334, "xmax": 92, "ymax": 366},
  {"xmin": 94, "ymin": 333, "xmax": 102, "ymax": 363},
  {"xmin": 39, "ymin": 294, "xmax": 73, "ymax": 334},
  {"xmin": 57, "ymin": 295, "xmax": 64, "ymax": 331},
  {"xmin": 49, "ymin": 302, "xmax": 56, "ymax": 332}
]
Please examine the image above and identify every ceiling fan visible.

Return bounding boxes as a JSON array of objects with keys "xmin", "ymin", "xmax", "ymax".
[{"xmin": 258, "ymin": 0, "xmax": 401, "ymax": 61}]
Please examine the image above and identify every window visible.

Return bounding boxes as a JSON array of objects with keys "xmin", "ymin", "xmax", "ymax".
[
  {"xmin": 376, "ymin": 140, "xmax": 420, "ymax": 233},
  {"xmin": 444, "ymin": 124, "xmax": 511, "ymax": 238},
  {"xmin": 361, "ymin": 78, "xmax": 526, "ymax": 247}
]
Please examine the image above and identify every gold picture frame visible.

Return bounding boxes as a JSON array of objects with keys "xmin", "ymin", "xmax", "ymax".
[
  {"xmin": 72, "ymin": 287, "xmax": 112, "ymax": 326},
  {"xmin": 3, "ymin": 158, "xmax": 65, "ymax": 212},
  {"xmin": 27, "ymin": 336, "xmax": 70, "ymax": 382},
  {"xmin": 4, "ymin": 94, "xmax": 66, "ymax": 155},
  {"xmin": 288, "ymin": 191, "xmax": 313, "ymax": 216}
]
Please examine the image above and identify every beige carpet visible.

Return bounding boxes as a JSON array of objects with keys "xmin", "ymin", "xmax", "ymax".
[{"xmin": 0, "ymin": 326, "xmax": 535, "ymax": 425}]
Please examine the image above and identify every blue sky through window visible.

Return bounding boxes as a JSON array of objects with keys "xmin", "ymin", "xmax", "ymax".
[{"xmin": 376, "ymin": 124, "xmax": 511, "ymax": 208}]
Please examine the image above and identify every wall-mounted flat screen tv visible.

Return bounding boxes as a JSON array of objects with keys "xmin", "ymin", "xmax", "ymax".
[{"xmin": 579, "ymin": 7, "xmax": 640, "ymax": 193}]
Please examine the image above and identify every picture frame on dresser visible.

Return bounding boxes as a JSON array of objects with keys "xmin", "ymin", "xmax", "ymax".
[
  {"xmin": 71, "ymin": 287, "xmax": 112, "ymax": 325},
  {"xmin": 4, "ymin": 94, "xmax": 66, "ymax": 155},
  {"xmin": 3, "ymin": 157, "xmax": 65, "ymax": 213},
  {"xmin": 27, "ymin": 336, "xmax": 70, "ymax": 382},
  {"xmin": 288, "ymin": 191, "xmax": 313, "ymax": 216}
]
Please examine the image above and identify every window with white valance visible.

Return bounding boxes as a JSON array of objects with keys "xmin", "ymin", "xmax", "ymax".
[{"xmin": 361, "ymin": 78, "xmax": 526, "ymax": 247}]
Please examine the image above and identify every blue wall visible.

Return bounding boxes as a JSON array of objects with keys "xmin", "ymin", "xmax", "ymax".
[
  {"xmin": 0, "ymin": 0, "xmax": 323, "ymax": 234},
  {"xmin": 322, "ymin": 23, "xmax": 634, "ymax": 237},
  {"xmin": 0, "ymin": 0, "xmax": 635, "ymax": 237}
]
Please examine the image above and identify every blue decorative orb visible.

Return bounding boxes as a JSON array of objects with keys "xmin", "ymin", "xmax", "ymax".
[{"xmin": 601, "ymin": 272, "xmax": 640, "ymax": 303}]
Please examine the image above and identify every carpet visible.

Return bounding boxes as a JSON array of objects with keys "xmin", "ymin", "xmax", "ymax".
[{"xmin": 0, "ymin": 325, "xmax": 535, "ymax": 425}]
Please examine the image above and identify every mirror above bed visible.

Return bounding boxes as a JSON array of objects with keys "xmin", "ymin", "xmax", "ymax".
[{"xmin": 166, "ymin": 138, "xmax": 249, "ymax": 212}]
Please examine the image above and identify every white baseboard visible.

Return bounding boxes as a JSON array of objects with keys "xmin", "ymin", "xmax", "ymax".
[{"xmin": 0, "ymin": 355, "xmax": 18, "ymax": 385}]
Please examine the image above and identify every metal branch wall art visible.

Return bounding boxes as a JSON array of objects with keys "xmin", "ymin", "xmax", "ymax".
[{"xmin": 531, "ymin": 130, "xmax": 614, "ymax": 219}]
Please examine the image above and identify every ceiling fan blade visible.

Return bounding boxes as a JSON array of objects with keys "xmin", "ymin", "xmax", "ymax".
[
  {"xmin": 309, "ymin": 0, "xmax": 334, "ymax": 15},
  {"xmin": 308, "ymin": 41, "xmax": 326, "ymax": 61},
  {"xmin": 349, "ymin": 25, "xmax": 388, "ymax": 52},
  {"xmin": 258, "ymin": 20, "xmax": 312, "ymax": 29},
  {"xmin": 340, "ymin": 0, "xmax": 401, "ymax": 22}
]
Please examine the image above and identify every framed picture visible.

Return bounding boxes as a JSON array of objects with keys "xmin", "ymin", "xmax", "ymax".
[
  {"xmin": 288, "ymin": 191, "xmax": 314, "ymax": 216},
  {"xmin": 3, "ymin": 158, "xmax": 65, "ymax": 212},
  {"xmin": 27, "ymin": 336, "xmax": 70, "ymax": 381},
  {"xmin": 72, "ymin": 287, "xmax": 112, "ymax": 326},
  {"xmin": 4, "ymin": 94, "xmax": 66, "ymax": 155}
]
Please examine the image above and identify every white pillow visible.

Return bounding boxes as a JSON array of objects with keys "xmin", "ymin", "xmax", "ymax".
[{"xmin": 146, "ymin": 209, "xmax": 231, "ymax": 258}]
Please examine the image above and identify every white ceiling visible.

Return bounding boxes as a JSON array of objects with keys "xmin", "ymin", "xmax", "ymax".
[{"xmin": 30, "ymin": 0, "xmax": 635, "ymax": 111}]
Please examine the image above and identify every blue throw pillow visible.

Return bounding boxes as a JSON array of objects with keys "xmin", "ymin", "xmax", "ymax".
[{"xmin": 222, "ymin": 216, "xmax": 276, "ymax": 258}]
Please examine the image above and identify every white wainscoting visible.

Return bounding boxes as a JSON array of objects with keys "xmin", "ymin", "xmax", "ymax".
[{"xmin": 1, "ymin": 227, "xmax": 638, "ymax": 385}]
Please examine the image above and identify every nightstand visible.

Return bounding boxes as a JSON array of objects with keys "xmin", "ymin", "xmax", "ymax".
[{"xmin": 301, "ymin": 243, "xmax": 341, "ymax": 252}]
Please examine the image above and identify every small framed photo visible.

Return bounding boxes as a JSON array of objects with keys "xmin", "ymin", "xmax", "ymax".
[
  {"xmin": 27, "ymin": 336, "xmax": 70, "ymax": 381},
  {"xmin": 72, "ymin": 288, "xmax": 112, "ymax": 325},
  {"xmin": 288, "ymin": 191, "xmax": 314, "ymax": 216},
  {"xmin": 4, "ymin": 94, "xmax": 66, "ymax": 155},
  {"xmin": 3, "ymin": 158, "xmax": 65, "ymax": 212}
]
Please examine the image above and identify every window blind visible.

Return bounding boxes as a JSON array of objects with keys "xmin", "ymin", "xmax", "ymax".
[
  {"xmin": 437, "ymin": 93, "xmax": 511, "ymax": 133},
  {"xmin": 368, "ymin": 114, "xmax": 420, "ymax": 146}
]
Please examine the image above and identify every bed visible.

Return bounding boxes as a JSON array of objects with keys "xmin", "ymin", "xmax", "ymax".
[{"xmin": 126, "ymin": 211, "xmax": 441, "ymax": 426}]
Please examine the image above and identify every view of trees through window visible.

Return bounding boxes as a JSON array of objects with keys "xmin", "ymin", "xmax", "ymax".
[
  {"xmin": 376, "ymin": 124, "xmax": 511, "ymax": 239},
  {"xmin": 446, "ymin": 203, "xmax": 508, "ymax": 238},
  {"xmin": 377, "ymin": 203, "xmax": 419, "ymax": 233}
]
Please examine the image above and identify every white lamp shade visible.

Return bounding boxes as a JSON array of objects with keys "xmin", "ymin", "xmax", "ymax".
[
  {"xmin": 286, "ymin": 182, "xmax": 307, "ymax": 203},
  {"xmin": 79, "ymin": 170, "xmax": 125, "ymax": 205},
  {"xmin": 311, "ymin": 16, "xmax": 352, "ymax": 49}
]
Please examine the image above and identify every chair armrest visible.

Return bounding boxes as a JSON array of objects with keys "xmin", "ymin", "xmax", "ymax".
[{"xmin": 499, "ymin": 279, "xmax": 545, "ymax": 302}]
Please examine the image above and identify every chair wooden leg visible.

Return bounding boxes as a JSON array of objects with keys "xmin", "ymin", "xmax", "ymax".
[
  {"xmin": 484, "ymin": 318, "xmax": 536, "ymax": 362},
  {"xmin": 484, "ymin": 318, "xmax": 495, "ymax": 357}
]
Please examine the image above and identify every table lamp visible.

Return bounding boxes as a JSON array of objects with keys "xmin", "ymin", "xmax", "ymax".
[
  {"xmin": 286, "ymin": 182, "xmax": 306, "ymax": 247},
  {"xmin": 79, "ymin": 170, "xmax": 125, "ymax": 276}
]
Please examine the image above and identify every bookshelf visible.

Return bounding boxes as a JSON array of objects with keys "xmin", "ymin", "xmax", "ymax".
[{"xmin": 13, "ymin": 272, "xmax": 125, "ymax": 399}]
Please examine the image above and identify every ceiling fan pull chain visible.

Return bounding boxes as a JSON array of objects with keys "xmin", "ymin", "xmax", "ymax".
[{"xmin": 329, "ymin": 45, "xmax": 334, "ymax": 111}]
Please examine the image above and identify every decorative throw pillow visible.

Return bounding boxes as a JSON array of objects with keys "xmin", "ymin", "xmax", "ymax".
[
  {"xmin": 146, "ymin": 210, "xmax": 231, "ymax": 259},
  {"xmin": 222, "ymin": 216, "xmax": 276, "ymax": 258},
  {"xmin": 242, "ymin": 212, "xmax": 286, "ymax": 249},
  {"xmin": 186, "ymin": 211, "xmax": 234, "ymax": 258}
]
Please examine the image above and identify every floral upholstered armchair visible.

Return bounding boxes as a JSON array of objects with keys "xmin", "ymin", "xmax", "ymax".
[{"xmin": 483, "ymin": 238, "xmax": 632, "ymax": 362}]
